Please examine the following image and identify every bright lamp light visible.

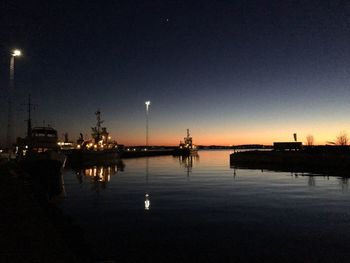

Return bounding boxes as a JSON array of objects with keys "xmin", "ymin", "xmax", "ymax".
[{"xmin": 12, "ymin": 50, "xmax": 21, "ymax": 57}]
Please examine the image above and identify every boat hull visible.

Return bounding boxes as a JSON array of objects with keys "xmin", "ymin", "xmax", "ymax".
[
  {"xmin": 20, "ymin": 151, "xmax": 66, "ymax": 173},
  {"xmin": 65, "ymin": 149, "xmax": 120, "ymax": 167},
  {"xmin": 19, "ymin": 151, "xmax": 66, "ymax": 200}
]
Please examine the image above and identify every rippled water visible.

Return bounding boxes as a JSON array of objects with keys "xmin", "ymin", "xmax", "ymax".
[{"xmin": 58, "ymin": 150, "xmax": 350, "ymax": 263}]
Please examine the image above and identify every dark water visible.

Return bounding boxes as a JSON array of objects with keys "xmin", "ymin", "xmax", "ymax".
[{"xmin": 58, "ymin": 150, "xmax": 350, "ymax": 262}]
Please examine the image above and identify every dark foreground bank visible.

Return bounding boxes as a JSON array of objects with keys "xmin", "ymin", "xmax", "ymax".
[{"xmin": 0, "ymin": 161, "xmax": 93, "ymax": 263}]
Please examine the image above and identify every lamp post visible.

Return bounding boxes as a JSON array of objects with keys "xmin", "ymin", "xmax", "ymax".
[
  {"xmin": 145, "ymin": 100, "xmax": 151, "ymax": 148},
  {"xmin": 6, "ymin": 49, "xmax": 21, "ymax": 150}
]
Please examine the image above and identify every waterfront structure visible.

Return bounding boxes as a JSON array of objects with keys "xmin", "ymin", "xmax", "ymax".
[
  {"xmin": 57, "ymin": 133, "xmax": 75, "ymax": 150},
  {"xmin": 273, "ymin": 142, "xmax": 302, "ymax": 151},
  {"xmin": 230, "ymin": 145, "xmax": 350, "ymax": 173}
]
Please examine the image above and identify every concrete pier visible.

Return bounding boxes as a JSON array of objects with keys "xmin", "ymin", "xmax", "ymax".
[
  {"xmin": 120, "ymin": 149, "xmax": 175, "ymax": 158},
  {"xmin": 230, "ymin": 148, "xmax": 350, "ymax": 174}
]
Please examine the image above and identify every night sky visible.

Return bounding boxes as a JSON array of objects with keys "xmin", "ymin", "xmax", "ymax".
[{"xmin": 2, "ymin": 0, "xmax": 350, "ymax": 146}]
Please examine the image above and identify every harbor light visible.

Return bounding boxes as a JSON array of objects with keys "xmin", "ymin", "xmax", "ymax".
[
  {"xmin": 145, "ymin": 193, "xmax": 150, "ymax": 210},
  {"xmin": 145, "ymin": 100, "xmax": 151, "ymax": 110},
  {"xmin": 7, "ymin": 49, "xmax": 22, "ymax": 150},
  {"xmin": 12, "ymin": 49, "xmax": 21, "ymax": 57},
  {"xmin": 145, "ymin": 100, "xmax": 151, "ymax": 147}
]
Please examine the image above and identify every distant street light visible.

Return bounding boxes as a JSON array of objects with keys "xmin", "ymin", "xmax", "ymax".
[
  {"xmin": 6, "ymin": 49, "xmax": 22, "ymax": 150},
  {"xmin": 145, "ymin": 100, "xmax": 151, "ymax": 147}
]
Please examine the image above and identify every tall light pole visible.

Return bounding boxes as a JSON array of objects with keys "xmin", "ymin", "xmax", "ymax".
[
  {"xmin": 145, "ymin": 100, "xmax": 151, "ymax": 148},
  {"xmin": 6, "ymin": 49, "xmax": 21, "ymax": 150}
]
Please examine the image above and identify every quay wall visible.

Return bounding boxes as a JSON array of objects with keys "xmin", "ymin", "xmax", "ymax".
[
  {"xmin": 120, "ymin": 149, "xmax": 175, "ymax": 158},
  {"xmin": 230, "ymin": 150, "xmax": 350, "ymax": 173}
]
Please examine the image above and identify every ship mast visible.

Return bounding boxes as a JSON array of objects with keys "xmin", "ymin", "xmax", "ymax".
[
  {"xmin": 23, "ymin": 94, "xmax": 37, "ymax": 151},
  {"xmin": 94, "ymin": 110, "xmax": 104, "ymax": 143},
  {"xmin": 184, "ymin": 129, "xmax": 193, "ymax": 149}
]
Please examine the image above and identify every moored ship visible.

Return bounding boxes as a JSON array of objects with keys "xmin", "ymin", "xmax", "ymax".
[
  {"xmin": 65, "ymin": 110, "xmax": 121, "ymax": 167},
  {"xmin": 173, "ymin": 129, "xmax": 198, "ymax": 156},
  {"xmin": 17, "ymin": 96, "xmax": 66, "ymax": 174}
]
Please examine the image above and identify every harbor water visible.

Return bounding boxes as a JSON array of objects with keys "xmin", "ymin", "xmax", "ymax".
[{"xmin": 58, "ymin": 150, "xmax": 350, "ymax": 262}]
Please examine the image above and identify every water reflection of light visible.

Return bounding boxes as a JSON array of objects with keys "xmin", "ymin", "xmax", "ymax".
[
  {"xmin": 178, "ymin": 153, "xmax": 199, "ymax": 177},
  {"xmin": 145, "ymin": 193, "xmax": 150, "ymax": 210},
  {"xmin": 76, "ymin": 161, "xmax": 125, "ymax": 187},
  {"xmin": 308, "ymin": 176, "xmax": 315, "ymax": 187},
  {"xmin": 83, "ymin": 166, "xmax": 116, "ymax": 182},
  {"xmin": 339, "ymin": 177, "xmax": 349, "ymax": 192},
  {"xmin": 230, "ymin": 164, "xmax": 350, "ymax": 190}
]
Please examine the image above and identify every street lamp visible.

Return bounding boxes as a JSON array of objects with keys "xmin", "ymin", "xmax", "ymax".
[
  {"xmin": 12, "ymin": 50, "xmax": 21, "ymax": 57},
  {"xmin": 145, "ymin": 100, "xmax": 151, "ymax": 147},
  {"xmin": 6, "ymin": 49, "xmax": 21, "ymax": 150}
]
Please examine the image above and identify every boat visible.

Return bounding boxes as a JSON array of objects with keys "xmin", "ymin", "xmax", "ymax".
[
  {"xmin": 173, "ymin": 129, "xmax": 198, "ymax": 156},
  {"xmin": 16, "ymin": 96, "xmax": 66, "ymax": 174},
  {"xmin": 65, "ymin": 110, "xmax": 121, "ymax": 167}
]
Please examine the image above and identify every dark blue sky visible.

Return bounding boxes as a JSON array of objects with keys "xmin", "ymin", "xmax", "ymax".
[{"xmin": 2, "ymin": 0, "xmax": 350, "ymax": 145}]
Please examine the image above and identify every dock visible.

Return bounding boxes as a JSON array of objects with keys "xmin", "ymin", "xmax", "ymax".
[
  {"xmin": 120, "ymin": 148, "xmax": 175, "ymax": 158},
  {"xmin": 230, "ymin": 146, "xmax": 350, "ymax": 174}
]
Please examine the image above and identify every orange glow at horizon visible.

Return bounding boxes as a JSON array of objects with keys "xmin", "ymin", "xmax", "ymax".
[
  {"xmin": 112, "ymin": 130, "xmax": 350, "ymax": 147},
  {"xmin": 109, "ymin": 120, "xmax": 350, "ymax": 146}
]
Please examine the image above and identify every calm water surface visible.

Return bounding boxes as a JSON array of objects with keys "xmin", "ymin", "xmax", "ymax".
[{"xmin": 58, "ymin": 150, "xmax": 350, "ymax": 262}]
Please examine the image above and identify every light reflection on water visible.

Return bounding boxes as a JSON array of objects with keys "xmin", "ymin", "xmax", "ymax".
[{"xmin": 59, "ymin": 150, "xmax": 350, "ymax": 262}]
